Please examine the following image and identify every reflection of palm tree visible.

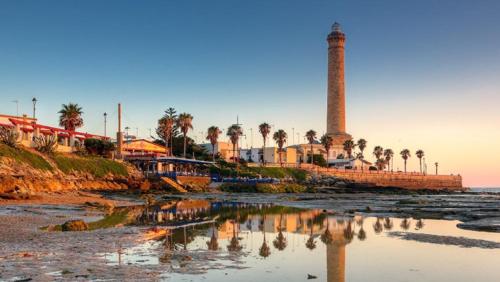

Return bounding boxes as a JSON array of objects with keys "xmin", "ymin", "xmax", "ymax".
[
  {"xmin": 383, "ymin": 218, "xmax": 393, "ymax": 230},
  {"xmin": 357, "ymin": 226, "xmax": 367, "ymax": 241},
  {"xmin": 305, "ymin": 225, "xmax": 317, "ymax": 250},
  {"xmin": 373, "ymin": 218, "xmax": 383, "ymax": 234},
  {"xmin": 206, "ymin": 223, "xmax": 219, "ymax": 251},
  {"xmin": 273, "ymin": 214, "xmax": 287, "ymax": 251},
  {"xmin": 343, "ymin": 221, "xmax": 355, "ymax": 243},
  {"xmin": 400, "ymin": 218, "xmax": 411, "ymax": 230},
  {"xmin": 259, "ymin": 215, "xmax": 271, "ymax": 258},
  {"xmin": 321, "ymin": 219, "xmax": 333, "ymax": 245},
  {"xmin": 416, "ymin": 219, "xmax": 425, "ymax": 230},
  {"xmin": 227, "ymin": 220, "xmax": 242, "ymax": 252},
  {"xmin": 160, "ymin": 233, "xmax": 174, "ymax": 264}
]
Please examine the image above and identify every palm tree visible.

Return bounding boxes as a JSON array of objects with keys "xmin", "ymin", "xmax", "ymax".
[
  {"xmin": 343, "ymin": 139, "xmax": 356, "ymax": 159},
  {"xmin": 259, "ymin": 215, "xmax": 271, "ymax": 258},
  {"xmin": 416, "ymin": 219, "xmax": 425, "ymax": 230},
  {"xmin": 343, "ymin": 221, "xmax": 355, "ymax": 243},
  {"xmin": 227, "ymin": 124, "xmax": 243, "ymax": 163},
  {"xmin": 207, "ymin": 224, "xmax": 219, "ymax": 251},
  {"xmin": 383, "ymin": 149, "xmax": 394, "ymax": 172},
  {"xmin": 273, "ymin": 130, "xmax": 287, "ymax": 166},
  {"xmin": 157, "ymin": 116, "xmax": 175, "ymax": 155},
  {"xmin": 416, "ymin": 149, "xmax": 425, "ymax": 173},
  {"xmin": 320, "ymin": 134, "xmax": 333, "ymax": 165},
  {"xmin": 357, "ymin": 226, "xmax": 367, "ymax": 241},
  {"xmin": 356, "ymin": 152, "xmax": 365, "ymax": 171},
  {"xmin": 320, "ymin": 219, "xmax": 333, "ymax": 245},
  {"xmin": 357, "ymin": 138, "xmax": 367, "ymax": 156},
  {"xmin": 375, "ymin": 158, "xmax": 386, "ymax": 171},
  {"xmin": 373, "ymin": 146, "xmax": 384, "ymax": 161},
  {"xmin": 258, "ymin": 123, "xmax": 271, "ymax": 165},
  {"xmin": 58, "ymin": 103, "xmax": 83, "ymax": 131},
  {"xmin": 165, "ymin": 107, "xmax": 177, "ymax": 152},
  {"xmin": 305, "ymin": 130, "xmax": 317, "ymax": 165},
  {"xmin": 176, "ymin": 113, "xmax": 193, "ymax": 158},
  {"xmin": 400, "ymin": 149, "xmax": 411, "ymax": 173},
  {"xmin": 206, "ymin": 126, "xmax": 221, "ymax": 161}
]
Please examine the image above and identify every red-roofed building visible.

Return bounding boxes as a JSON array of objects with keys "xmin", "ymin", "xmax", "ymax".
[{"xmin": 0, "ymin": 114, "xmax": 109, "ymax": 153}]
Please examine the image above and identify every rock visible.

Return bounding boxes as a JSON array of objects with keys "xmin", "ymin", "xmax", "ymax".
[
  {"xmin": 61, "ymin": 220, "xmax": 89, "ymax": 231},
  {"xmin": 307, "ymin": 274, "xmax": 317, "ymax": 279},
  {"xmin": 140, "ymin": 180, "xmax": 151, "ymax": 191}
]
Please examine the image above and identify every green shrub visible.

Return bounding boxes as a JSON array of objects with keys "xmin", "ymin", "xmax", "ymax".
[
  {"xmin": 0, "ymin": 127, "xmax": 19, "ymax": 148},
  {"xmin": 219, "ymin": 182, "xmax": 306, "ymax": 193},
  {"xmin": 0, "ymin": 143, "xmax": 52, "ymax": 171},
  {"xmin": 33, "ymin": 135, "xmax": 58, "ymax": 154},
  {"xmin": 84, "ymin": 138, "xmax": 115, "ymax": 156},
  {"xmin": 307, "ymin": 154, "xmax": 327, "ymax": 167},
  {"xmin": 53, "ymin": 155, "xmax": 128, "ymax": 178}
]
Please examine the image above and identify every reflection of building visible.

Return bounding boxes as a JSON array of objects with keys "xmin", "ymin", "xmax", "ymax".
[{"xmin": 325, "ymin": 217, "xmax": 347, "ymax": 282}]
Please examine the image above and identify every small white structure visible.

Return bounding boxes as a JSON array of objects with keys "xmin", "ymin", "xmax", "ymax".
[{"xmin": 328, "ymin": 158, "xmax": 372, "ymax": 170}]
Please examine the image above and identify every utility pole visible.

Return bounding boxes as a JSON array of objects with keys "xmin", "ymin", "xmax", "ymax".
[
  {"xmin": 292, "ymin": 128, "xmax": 295, "ymax": 145},
  {"xmin": 250, "ymin": 128, "xmax": 253, "ymax": 148},
  {"xmin": 32, "ymin": 97, "xmax": 37, "ymax": 119},
  {"xmin": 135, "ymin": 127, "xmax": 139, "ymax": 139},
  {"xmin": 12, "ymin": 100, "xmax": 19, "ymax": 116},
  {"xmin": 103, "ymin": 112, "xmax": 107, "ymax": 137}
]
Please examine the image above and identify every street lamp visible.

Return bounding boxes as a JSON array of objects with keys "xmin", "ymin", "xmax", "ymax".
[
  {"xmin": 435, "ymin": 162, "xmax": 439, "ymax": 175},
  {"xmin": 103, "ymin": 112, "xmax": 107, "ymax": 137},
  {"xmin": 32, "ymin": 97, "xmax": 37, "ymax": 119}
]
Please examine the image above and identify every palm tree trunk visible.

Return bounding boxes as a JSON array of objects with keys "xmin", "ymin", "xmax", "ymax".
[
  {"xmin": 233, "ymin": 143, "xmax": 236, "ymax": 163},
  {"xmin": 310, "ymin": 144, "xmax": 313, "ymax": 165},
  {"xmin": 262, "ymin": 138, "xmax": 266, "ymax": 166},
  {"xmin": 183, "ymin": 133, "xmax": 187, "ymax": 158},
  {"xmin": 212, "ymin": 143, "xmax": 216, "ymax": 162},
  {"xmin": 404, "ymin": 160, "xmax": 407, "ymax": 173},
  {"xmin": 326, "ymin": 148, "xmax": 329, "ymax": 169},
  {"xmin": 419, "ymin": 158, "xmax": 422, "ymax": 173}
]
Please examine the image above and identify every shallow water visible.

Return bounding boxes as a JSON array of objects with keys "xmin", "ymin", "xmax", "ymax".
[{"xmin": 101, "ymin": 200, "xmax": 500, "ymax": 282}]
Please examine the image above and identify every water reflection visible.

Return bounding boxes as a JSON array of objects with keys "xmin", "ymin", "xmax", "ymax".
[{"xmin": 126, "ymin": 200, "xmax": 431, "ymax": 281}]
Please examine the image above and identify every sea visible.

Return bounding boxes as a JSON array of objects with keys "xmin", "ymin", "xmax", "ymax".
[{"xmin": 470, "ymin": 187, "xmax": 500, "ymax": 193}]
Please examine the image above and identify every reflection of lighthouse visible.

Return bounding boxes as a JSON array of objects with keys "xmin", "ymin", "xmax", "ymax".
[{"xmin": 325, "ymin": 218, "xmax": 347, "ymax": 282}]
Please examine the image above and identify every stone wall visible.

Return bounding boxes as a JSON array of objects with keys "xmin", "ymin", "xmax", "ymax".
[{"xmin": 320, "ymin": 170, "xmax": 463, "ymax": 190}]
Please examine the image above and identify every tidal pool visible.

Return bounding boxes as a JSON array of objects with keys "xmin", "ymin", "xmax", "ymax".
[{"xmin": 100, "ymin": 200, "xmax": 500, "ymax": 281}]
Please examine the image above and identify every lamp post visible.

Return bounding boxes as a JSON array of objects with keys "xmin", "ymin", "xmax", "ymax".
[
  {"xmin": 32, "ymin": 97, "xmax": 37, "ymax": 119},
  {"xmin": 103, "ymin": 112, "xmax": 107, "ymax": 137},
  {"xmin": 435, "ymin": 162, "xmax": 439, "ymax": 175}
]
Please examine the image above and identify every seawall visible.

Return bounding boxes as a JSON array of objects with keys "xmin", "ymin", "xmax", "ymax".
[{"xmin": 319, "ymin": 170, "xmax": 464, "ymax": 190}]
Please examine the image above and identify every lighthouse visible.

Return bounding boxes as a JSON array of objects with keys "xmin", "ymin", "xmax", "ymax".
[{"xmin": 327, "ymin": 23, "xmax": 352, "ymax": 145}]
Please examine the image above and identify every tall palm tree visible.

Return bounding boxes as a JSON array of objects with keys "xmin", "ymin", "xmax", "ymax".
[
  {"xmin": 383, "ymin": 218, "xmax": 393, "ymax": 230},
  {"xmin": 58, "ymin": 103, "xmax": 83, "ymax": 131},
  {"xmin": 259, "ymin": 215, "xmax": 271, "ymax": 258},
  {"xmin": 273, "ymin": 130, "xmax": 287, "ymax": 166},
  {"xmin": 320, "ymin": 134, "xmax": 333, "ymax": 166},
  {"xmin": 383, "ymin": 148, "xmax": 394, "ymax": 172},
  {"xmin": 357, "ymin": 138, "xmax": 367, "ymax": 156},
  {"xmin": 227, "ymin": 220, "xmax": 242, "ymax": 252},
  {"xmin": 400, "ymin": 149, "xmax": 411, "ymax": 173},
  {"xmin": 258, "ymin": 123, "xmax": 271, "ymax": 165},
  {"xmin": 165, "ymin": 108, "xmax": 177, "ymax": 151},
  {"xmin": 305, "ymin": 219, "xmax": 317, "ymax": 250},
  {"xmin": 207, "ymin": 223, "xmax": 219, "ymax": 251},
  {"xmin": 373, "ymin": 218, "xmax": 383, "ymax": 234},
  {"xmin": 305, "ymin": 130, "xmax": 317, "ymax": 165},
  {"xmin": 416, "ymin": 149, "xmax": 425, "ymax": 173},
  {"xmin": 176, "ymin": 113, "xmax": 193, "ymax": 158},
  {"xmin": 343, "ymin": 139, "xmax": 356, "ymax": 159},
  {"xmin": 400, "ymin": 218, "xmax": 411, "ymax": 230},
  {"xmin": 373, "ymin": 146, "xmax": 384, "ymax": 161},
  {"xmin": 206, "ymin": 126, "xmax": 221, "ymax": 161},
  {"xmin": 227, "ymin": 124, "xmax": 243, "ymax": 163}
]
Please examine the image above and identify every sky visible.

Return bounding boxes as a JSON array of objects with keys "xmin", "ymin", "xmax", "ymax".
[{"xmin": 0, "ymin": 0, "xmax": 499, "ymax": 187}]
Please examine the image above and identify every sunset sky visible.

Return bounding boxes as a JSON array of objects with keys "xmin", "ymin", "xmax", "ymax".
[{"xmin": 1, "ymin": 1, "xmax": 499, "ymax": 187}]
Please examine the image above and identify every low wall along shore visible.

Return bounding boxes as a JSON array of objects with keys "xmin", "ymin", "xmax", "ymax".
[{"xmin": 320, "ymin": 169, "xmax": 463, "ymax": 190}]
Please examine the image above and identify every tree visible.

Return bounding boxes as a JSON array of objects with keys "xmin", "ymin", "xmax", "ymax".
[
  {"xmin": 273, "ymin": 130, "xmax": 287, "ymax": 166},
  {"xmin": 375, "ymin": 158, "xmax": 386, "ymax": 171},
  {"xmin": 176, "ymin": 113, "xmax": 194, "ymax": 158},
  {"xmin": 373, "ymin": 218, "xmax": 383, "ymax": 234},
  {"xmin": 343, "ymin": 139, "xmax": 356, "ymax": 159},
  {"xmin": 273, "ymin": 214, "xmax": 287, "ymax": 251},
  {"xmin": 373, "ymin": 146, "xmax": 384, "ymax": 161},
  {"xmin": 356, "ymin": 152, "xmax": 365, "ymax": 171},
  {"xmin": 258, "ymin": 123, "xmax": 271, "ymax": 165},
  {"xmin": 58, "ymin": 103, "xmax": 83, "ymax": 131},
  {"xmin": 416, "ymin": 149, "xmax": 425, "ymax": 173},
  {"xmin": 400, "ymin": 218, "xmax": 411, "ymax": 230},
  {"xmin": 357, "ymin": 138, "xmax": 367, "ymax": 155},
  {"xmin": 305, "ymin": 130, "xmax": 317, "ymax": 165},
  {"xmin": 383, "ymin": 148, "xmax": 394, "ymax": 172},
  {"xmin": 227, "ymin": 124, "xmax": 243, "ymax": 163},
  {"xmin": 400, "ymin": 149, "xmax": 411, "ymax": 173},
  {"xmin": 206, "ymin": 126, "xmax": 221, "ymax": 161},
  {"xmin": 157, "ymin": 116, "xmax": 175, "ymax": 155},
  {"xmin": 227, "ymin": 220, "xmax": 242, "ymax": 252},
  {"xmin": 320, "ymin": 134, "xmax": 333, "ymax": 166}
]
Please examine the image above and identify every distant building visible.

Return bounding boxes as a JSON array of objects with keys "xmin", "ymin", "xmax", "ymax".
[
  {"xmin": 200, "ymin": 141, "xmax": 234, "ymax": 162},
  {"xmin": 328, "ymin": 158, "xmax": 372, "ymax": 170},
  {"xmin": 0, "ymin": 114, "xmax": 107, "ymax": 153}
]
